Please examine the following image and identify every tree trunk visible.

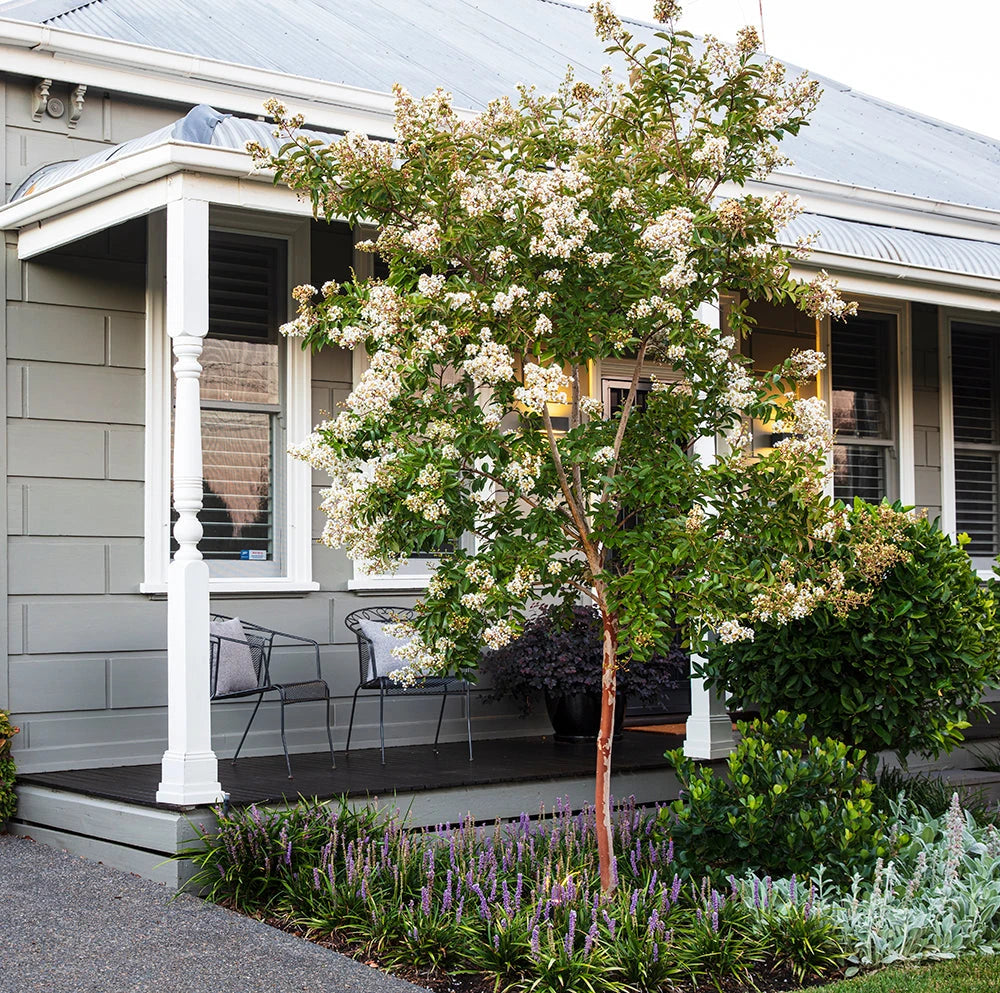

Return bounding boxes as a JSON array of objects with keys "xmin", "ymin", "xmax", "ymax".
[{"xmin": 596, "ymin": 611, "xmax": 618, "ymax": 894}]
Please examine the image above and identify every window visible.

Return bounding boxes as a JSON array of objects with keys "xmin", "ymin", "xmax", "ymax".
[
  {"xmin": 831, "ymin": 312, "xmax": 897, "ymax": 503},
  {"xmin": 170, "ymin": 234, "xmax": 285, "ymax": 576},
  {"xmin": 952, "ymin": 322, "xmax": 1000, "ymax": 562},
  {"xmin": 142, "ymin": 210, "xmax": 315, "ymax": 593}
]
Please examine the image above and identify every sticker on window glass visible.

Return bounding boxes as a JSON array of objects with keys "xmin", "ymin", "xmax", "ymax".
[{"xmin": 240, "ymin": 549, "xmax": 267, "ymax": 561}]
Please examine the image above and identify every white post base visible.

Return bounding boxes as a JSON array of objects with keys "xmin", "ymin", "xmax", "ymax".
[
  {"xmin": 156, "ymin": 751, "xmax": 226, "ymax": 806},
  {"xmin": 684, "ymin": 665, "xmax": 735, "ymax": 760}
]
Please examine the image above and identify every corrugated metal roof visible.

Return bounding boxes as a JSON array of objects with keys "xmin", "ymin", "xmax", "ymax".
[
  {"xmin": 786, "ymin": 213, "xmax": 1000, "ymax": 281},
  {"xmin": 2, "ymin": 0, "xmax": 1000, "ymax": 211}
]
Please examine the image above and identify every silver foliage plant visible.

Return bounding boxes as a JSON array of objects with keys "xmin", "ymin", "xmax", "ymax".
[{"xmin": 738, "ymin": 792, "xmax": 1000, "ymax": 974}]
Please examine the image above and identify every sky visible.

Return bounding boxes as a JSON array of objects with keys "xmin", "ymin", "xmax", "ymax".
[{"xmin": 592, "ymin": 0, "xmax": 1000, "ymax": 141}]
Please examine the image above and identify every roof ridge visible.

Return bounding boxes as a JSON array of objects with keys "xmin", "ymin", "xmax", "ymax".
[{"xmin": 0, "ymin": 0, "xmax": 107, "ymax": 20}]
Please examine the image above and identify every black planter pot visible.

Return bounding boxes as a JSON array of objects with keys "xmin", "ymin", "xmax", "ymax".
[{"xmin": 544, "ymin": 690, "xmax": 627, "ymax": 742}]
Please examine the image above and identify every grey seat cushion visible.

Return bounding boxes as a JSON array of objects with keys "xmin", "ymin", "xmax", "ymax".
[
  {"xmin": 357, "ymin": 618, "xmax": 414, "ymax": 684},
  {"xmin": 210, "ymin": 617, "xmax": 258, "ymax": 695}
]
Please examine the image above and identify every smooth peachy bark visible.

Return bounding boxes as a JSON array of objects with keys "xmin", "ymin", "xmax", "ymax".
[{"xmin": 596, "ymin": 611, "xmax": 618, "ymax": 894}]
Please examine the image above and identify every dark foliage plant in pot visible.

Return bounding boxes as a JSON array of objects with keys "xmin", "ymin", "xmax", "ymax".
[{"xmin": 480, "ymin": 604, "xmax": 687, "ymax": 740}]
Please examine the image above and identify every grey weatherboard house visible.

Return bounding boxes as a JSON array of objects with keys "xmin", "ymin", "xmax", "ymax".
[{"xmin": 1, "ymin": 0, "xmax": 999, "ymax": 877}]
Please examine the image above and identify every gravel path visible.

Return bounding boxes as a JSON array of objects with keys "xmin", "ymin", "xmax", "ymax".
[{"xmin": 0, "ymin": 833, "xmax": 429, "ymax": 993}]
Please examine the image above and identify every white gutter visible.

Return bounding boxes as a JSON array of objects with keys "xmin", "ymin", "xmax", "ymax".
[
  {"xmin": 0, "ymin": 16, "xmax": 415, "ymax": 136},
  {"xmin": 789, "ymin": 246, "xmax": 1000, "ymax": 302},
  {"xmin": 0, "ymin": 140, "xmax": 266, "ymax": 232},
  {"xmin": 738, "ymin": 173, "xmax": 1000, "ymax": 245}
]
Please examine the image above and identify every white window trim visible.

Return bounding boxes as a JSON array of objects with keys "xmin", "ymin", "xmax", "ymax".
[
  {"xmin": 827, "ymin": 296, "xmax": 914, "ymax": 506},
  {"xmin": 141, "ymin": 206, "xmax": 318, "ymax": 594},
  {"xmin": 939, "ymin": 306, "xmax": 1000, "ymax": 579},
  {"xmin": 344, "ymin": 226, "xmax": 444, "ymax": 592}
]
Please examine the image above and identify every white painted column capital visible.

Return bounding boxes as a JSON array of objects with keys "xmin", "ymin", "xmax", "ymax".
[{"xmin": 157, "ymin": 196, "xmax": 223, "ymax": 807}]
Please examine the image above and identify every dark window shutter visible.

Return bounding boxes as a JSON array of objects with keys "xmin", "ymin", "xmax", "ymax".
[{"xmin": 208, "ymin": 234, "xmax": 284, "ymax": 341}]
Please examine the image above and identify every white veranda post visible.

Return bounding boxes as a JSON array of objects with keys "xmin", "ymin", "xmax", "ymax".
[
  {"xmin": 156, "ymin": 193, "xmax": 224, "ymax": 806},
  {"xmin": 684, "ymin": 298, "xmax": 737, "ymax": 760}
]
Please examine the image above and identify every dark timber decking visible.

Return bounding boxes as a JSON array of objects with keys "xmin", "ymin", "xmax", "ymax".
[{"xmin": 20, "ymin": 730, "xmax": 684, "ymax": 810}]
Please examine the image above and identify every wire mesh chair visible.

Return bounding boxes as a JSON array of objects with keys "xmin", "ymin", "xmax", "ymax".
[
  {"xmin": 209, "ymin": 613, "xmax": 335, "ymax": 779},
  {"xmin": 344, "ymin": 606, "xmax": 473, "ymax": 765}
]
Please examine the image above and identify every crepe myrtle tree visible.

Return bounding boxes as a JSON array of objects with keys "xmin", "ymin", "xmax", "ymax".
[{"xmin": 251, "ymin": 1, "xmax": 877, "ymax": 892}]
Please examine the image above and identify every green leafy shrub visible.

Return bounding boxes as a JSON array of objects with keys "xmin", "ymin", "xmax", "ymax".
[
  {"xmin": 0, "ymin": 710, "xmax": 19, "ymax": 826},
  {"xmin": 659, "ymin": 712, "xmax": 896, "ymax": 880},
  {"xmin": 703, "ymin": 501, "xmax": 1000, "ymax": 760}
]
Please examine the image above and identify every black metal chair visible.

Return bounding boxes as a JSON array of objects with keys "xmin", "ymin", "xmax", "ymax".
[
  {"xmin": 344, "ymin": 606, "xmax": 473, "ymax": 765},
  {"xmin": 209, "ymin": 613, "xmax": 335, "ymax": 779}
]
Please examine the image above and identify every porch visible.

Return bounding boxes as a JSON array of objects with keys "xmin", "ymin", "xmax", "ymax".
[{"xmin": 10, "ymin": 727, "xmax": 690, "ymax": 886}]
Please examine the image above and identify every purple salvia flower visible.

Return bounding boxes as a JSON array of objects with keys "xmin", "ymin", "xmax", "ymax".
[
  {"xmin": 565, "ymin": 910, "xmax": 577, "ymax": 956},
  {"xmin": 647, "ymin": 909, "xmax": 660, "ymax": 938},
  {"xmin": 630, "ymin": 850, "xmax": 639, "ymax": 875},
  {"xmin": 502, "ymin": 880, "xmax": 511, "ymax": 914},
  {"xmin": 730, "ymin": 875, "xmax": 738, "ymax": 899},
  {"xmin": 711, "ymin": 889, "xmax": 720, "ymax": 912},
  {"xmin": 515, "ymin": 873, "xmax": 523, "ymax": 910},
  {"xmin": 493, "ymin": 934, "xmax": 500, "ymax": 951},
  {"xmin": 360, "ymin": 875, "xmax": 368, "ymax": 900},
  {"xmin": 285, "ymin": 838, "xmax": 293, "ymax": 867},
  {"xmin": 421, "ymin": 885, "xmax": 431, "ymax": 915},
  {"xmin": 789, "ymin": 877, "xmax": 796, "ymax": 904},
  {"xmin": 312, "ymin": 866, "xmax": 321, "ymax": 890},
  {"xmin": 530, "ymin": 925, "xmax": 541, "ymax": 960},
  {"xmin": 711, "ymin": 908, "xmax": 719, "ymax": 932},
  {"xmin": 610, "ymin": 855, "xmax": 619, "ymax": 888},
  {"xmin": 603, "ymin": 911, "xmax": 617, "ymax": 941},
  {"xmin": 671, "ymin": 874, "xmax": 682, "ymax": 905},
  {"xmin": 649, "ymin": 840, "xmax": 657, "ymax": 864},
  {"xmin": 652, "ymin": 941, "xmax": 659, "ymax": 963},
  {"xmin": 666, "ymin": 839, "xmax": 674, "ymax": 865},
  {"xmin": 765, "ymin": 876, "xmax": 773, "ymax": 907},
  {"xmin": 629, "ymin": 889, "xmax": 639, "ymax": 917},
  {"xmin": 753, "ymin": 877, "xmax": 760, "ymax": 908},
  {"xmin": 455, "ymin": 895, "xmax": 464, "ymax": 923},
  {"xmin": 647, "ymin": 870, "xmax": 658, "ymax": 897},
  {"xmin": 584, "ymin": 919, "xmax": 599, "ymax": 957}
]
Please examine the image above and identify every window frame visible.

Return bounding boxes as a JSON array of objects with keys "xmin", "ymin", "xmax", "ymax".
[
  {"xmin": 141, "ymin": 207, "xmax": 318, "ymax": 594},
  {"xmin": 819, "ymin": 298, "xmax": 913, "ymax": 506},
  {"xmin": 940, "ymin": 308, "xmax": 1000, "ymax": 576}
]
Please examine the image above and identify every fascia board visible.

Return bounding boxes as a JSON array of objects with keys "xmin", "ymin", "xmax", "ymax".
[
  {"xmin": 790, "ymin": 252, "xmax": 1000, "ymax": 312},
  {"xmin": 730, "ymin": 174, "xmax": 1000, "ymax": 244},
  {"xmin": 0, "ymin": 16, "xmax": 411, "ymax": 135},
  {"xmin": 0, "ymin": 141, "xmax": 307, "ymax": 258}
]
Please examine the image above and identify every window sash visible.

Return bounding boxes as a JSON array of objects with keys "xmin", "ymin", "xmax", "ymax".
[
  {"xmin": 952, "ymin": 323, "xmax": 1000, "ymax": 561},
  {"xmin": 831, "ymin": 313, "xmax": 896, "ymax": 504}
]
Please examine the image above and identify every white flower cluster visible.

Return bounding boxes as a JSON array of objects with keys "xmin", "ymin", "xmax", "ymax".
[
  {"xmin": 761, "ymin": 191, "xmax": 803, "ymax": 231},
  {"xmin": 502, "ymin": 450, "xmax": 542, "ymax": 492},
  {"xmin": 401, "ymin": 218, "xmax": 442, "ymax": 256},
  {"xmin": 488, "ymin": 246, "xmax": 514, "ymax": 273},
  {"xmin": 716, "ymin": 620, "xmax": 755, "ymax": 644},
  {"xmin": 513, "ymin": 363, "xmax": 571, "ymax": 413},
  {"xmin": 722, "ymin": 365, "xmax": 757, "ymax": 410},
  {"xmin": 803, "ymin": 270, "xmax": 859, "ymax": 320},
  {"xmin": 788, "ymin": 348, "xmax": 826, "ymax": 380},
  {"xmin": 609, "ymin": 187, "xmax": 635, "ymax": 209},
  {"xmin": 346, "ymin": 348, "xmax": 403, "ymax": 420},
  {"xmin": 417, "ymin": 273, "xmax": 446, "ymax": 297},
  {"xmin": 462, "ymin": 333, "xmax": 516, "ymax": 385},
  {"xmin": 594, "ymin": 446, "xmax": 616, "ymax": 465},
  {"xmin": 492, "ymin": 285, "xmax": 530, "ymax": 315},
  {"xmin": 483, "ymin": 619, "xmax": 516, "ymax": 650},
  {"xmin": 692, "ymin": 134, "xmax": 729, "ymax": 172}
]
